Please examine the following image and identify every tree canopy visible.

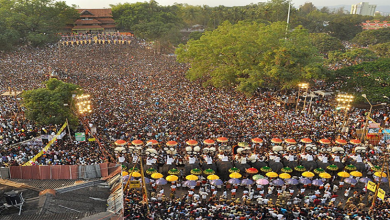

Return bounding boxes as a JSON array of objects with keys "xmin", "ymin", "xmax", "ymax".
[
  {"xmin": 22, "ymin": 78, "xmax": 81, "ymax": 128},
  {"xmin": 352, "ymin": 28, "xmax": 390, "ymax": 47},
  {"xmin": 176, "ymin": 21, "xmax": 325, "ymax": 95}
]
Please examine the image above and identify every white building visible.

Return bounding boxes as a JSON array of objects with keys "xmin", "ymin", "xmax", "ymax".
[{"xmin": 350, "ymin": 2, "xmax": 377, "ymax": 16}]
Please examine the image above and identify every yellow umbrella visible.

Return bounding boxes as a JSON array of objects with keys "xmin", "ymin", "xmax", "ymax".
[
  {"xmin": 302, "ymin": 171, "xmax": 315, "ymax": 178},
  {"xmin": 131, "ymin": 172, "xmax": 142, "ymax": 178},
  {"xmin": 166, "ymin": 175, "xmax": 179, "ymax": 182},
  {"xmin": 186, "ymin": 174, "xmax": 199, "ymax": 181},
  {"xmin": 266, "ymin": 172, "xmax": 279, "ymax": 178},
  {"xmin": 350, "ymin": 171, "xmax": 363, "ymax": 177},
  {"xmin": 319, "ymin": 172, "xmax": 332, "ymax": 179},
  {"xmin": 337, "ymin": 171, "xmax": 350, "ymax": 178},
  {"xmin": 207, "ymin": 174, "xmax": 220, "ymax": 180},
  {"xmin": 151, "ymin": 173, "xmax": 164, "ymax": 179},
  {"xmin": 122, "ymin": 171, "xmax": 129, "ymax": 176},
  {"xmin": 279, "ymin": 173, "xmax": 291, "ymax": 179},
  {"xmin": 374, "ymin": 172, "xmax": 387, "ymax": 177},
  {"xmin": 229, "ymin": 172, "xmax": 242, "ymax": 179}
]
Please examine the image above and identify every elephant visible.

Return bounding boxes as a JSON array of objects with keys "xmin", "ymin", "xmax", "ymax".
[
  {"xmin": 300, "ymin": 160, "xmax": 318, "ymax": 171},
  {"xmin": 269, "ymin": 161, "xmax": 283, "ymax": 173},
  {"xmin": 316, "ymin": 161, "xmax": 330, "ymax": 170},
  {"xmin": 351, "ymin": 162, "xmax": 366, "ymax": 173},
  {"xmin": 184, "ymin": 162, "xmax": 201, "ymax": 176},
  {"xmin": 216, "ymin": 161, "xmax": 233, "ymax": 181},
  {"xmin": 334, "ymin": 162, "xmax": 345, "ymax": 171},
  {"xmin": 160, "ymin": 164, "xmax": 177, "ymax": 174},
  {"xmin": 250, "ymin": 161, "xmax": 268, "ymax": 170},
  {"xmin": 233, "ymin": 162, "xmax": 251, "ymax": 174},
  {"xmin": 282, "ymin": 160, "xmax": 298, "ymax": 169},
  {"xmin": 202, "ymin": 163, "xmax": 217, "ymax": 172}
]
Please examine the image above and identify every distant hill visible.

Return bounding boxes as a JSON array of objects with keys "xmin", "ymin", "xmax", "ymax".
[{"xmin": 316, "ymin": 5, "xmax": 390, "ymax": 13}]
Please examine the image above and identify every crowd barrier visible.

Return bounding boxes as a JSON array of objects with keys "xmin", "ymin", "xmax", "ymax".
[{"xmin": 0, "ymin": 162, "xmax": 119, "ymax": 180}]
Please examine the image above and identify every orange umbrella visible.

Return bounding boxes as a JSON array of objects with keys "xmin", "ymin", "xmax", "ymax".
[
  {"xmin": 115, "ymin": 140, "xmax": 127, "ymax": 146},
  {"xmin": 271, "ymin": 138, "xmax": 283, "ymax": 144},
  {"xmin": 301, "ymin": 138, "xmax": 312, "ymax": 144},
  {"xmin": 166, "ymin": 141, "xmax": 178, "ymax": 147},
  {"xmin": 204, "ymin": 139, "xmax": 215, "ymax": 145},
  {"xmin": 336, "ymin": 139, "xmax": 347, "ymax": 145},
  {"xmin": 350, "ymin": 139, "xmax": 361, "ymax": 145},
  {"xmin": 217, "ymin": 137, "xmax": 228, "ymax": 143},
  {"xmin": 132, "ymin": 140, "xmax": 143, "ymax": 145},
  {"xmin": 147, "ymin": 140, "xmax": 159, "ymax": 145},
  {"xmin": 319, "ymin": 139, "xmax": 331, "ymax": 145},
  {"xmin": 285, "ymin": 139, "xmax": 297, "ymax": 144},
  {"xmin": 186, "ymin": 140, "xmax": 198, "ymax": 146},
  {"xmin": 251, "ymin": 138, "xmax": 263, "ymax": 144}
]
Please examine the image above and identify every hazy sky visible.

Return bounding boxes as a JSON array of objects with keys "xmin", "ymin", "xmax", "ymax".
[{"xmin": 63, "ymin": 0, "xmax": 388, "ymax": 9}]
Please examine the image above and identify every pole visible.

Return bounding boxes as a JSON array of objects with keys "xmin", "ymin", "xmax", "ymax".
[
  {"xmin": 370, "ymin": 156, "xmax": 386, "ymax": 212},
  {"xmin": 362, "ymin": 104, "xmax": 372, "ymax": 142},
  {"xmin": 66, "ymin": 118, "xmax": 72, "ymax": 141},
  {"xmin": 139, "ymin": 154, "xmax": 150, "ymax": 216},
  {"xmin": 302, "ymin": 87, "xmax": 308, "ymax": 113},
  {"xmin": 295, "ymin": 87, "xmax": 301, "ymax": 113},
  {"xmin": 285, "ymin": 0, "xmax": 291, "ymax": 37}
]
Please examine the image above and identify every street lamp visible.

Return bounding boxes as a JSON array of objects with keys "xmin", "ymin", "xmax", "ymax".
[
  {"xmin": 336, "ymin": 94, "xmax": 354, "ymax": 133},
  {"xmin": 75, "ymin": 94, "xmax": 92, "ymax": 114},
  {"xmin": 362, "ymin": 94, "xmax": 372, "ymax": 142},
  {"xmin": 296, "ymin": 83, "xmax": 309, "ymax": 113}
]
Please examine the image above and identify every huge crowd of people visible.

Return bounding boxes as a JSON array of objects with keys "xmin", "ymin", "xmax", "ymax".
[{"xmin": 0, "ymin": 40, "xmax": 389, "ymax": 219}]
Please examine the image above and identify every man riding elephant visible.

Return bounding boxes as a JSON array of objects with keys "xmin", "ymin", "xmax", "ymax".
[{"xmin": 216, "ymin": 158, "xmax": 233, "ymax": 181}]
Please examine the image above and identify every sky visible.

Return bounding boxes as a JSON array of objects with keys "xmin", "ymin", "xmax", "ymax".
[{"xmin": 63, "ymin": 0, "xmax": 389, "ymax": 9}]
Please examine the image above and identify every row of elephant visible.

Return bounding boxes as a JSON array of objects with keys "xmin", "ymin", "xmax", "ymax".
[{"xmin": 126, "ymin": 158, "xmax": 367, "ymax": 181}]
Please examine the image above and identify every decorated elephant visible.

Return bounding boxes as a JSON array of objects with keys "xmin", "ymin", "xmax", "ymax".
[
  {"xmin": 251, "ymin": 160, "xmax": 268, "ymax": 170},
  {"xmin": 351, "ymin": 162, "xmax": 366, "ymax": 173},
  {"xmin": 233, "ymin": 162, "xmax": 251, "ymax": 174},
  {"xmin": 216, "ymin": 161, "xmax": 234, "ymax": 181},
  {"xmin": 300, "ymin": 160, "xmax": 318, "ymax": 171},
  {"xmin": 282, "ymin": 159, "xmax": 298, "ymax": 169},
  {"xmin": 202, "ymin": 162, "xmax": 217, "ymax": 172},
  {"xmin": 269, "ymin": 161, "xmax": 284, "ymax": 173},
  {"xmin": 316, "ymin": 161, "xmax": 330, "ymax": 170},
  {"xmin": 184, "ymin": 162, "xmax": 201, "ymax": 176}
]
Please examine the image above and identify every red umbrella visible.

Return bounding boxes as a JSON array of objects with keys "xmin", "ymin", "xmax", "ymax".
[
  {"xmin": 246, "ymin": 167, "xmax": 259, "ymax": 174},
  {"xmin": 319, "ymin": 139, "xmax": 331, "ymax": 145},
  {"xmin": 251, "ymin": 138, "xmax": 263, "ymax": 144},
  {"xmin": 132, "ymin": 140, "xmax": 143, "ymax": 145},
  {"xmin": 336, "ymin": 139, "xmax": 347, "ymax": 145},
  {"xmin": 166, "ymin": 141, "xmax": 178, "ymax": 146},
  {"xmin": 350, "ymin": 139, "xmax": 361, "ymax": 145},
  {"xmin": 271, "ymin": 138, "xmax": 283, "ymax": 144},
  {"xmin": 186, "ymin": 140, "xmax": 198, "ymax": 146},
  {"xmin": 115, "ymin": 140, "xmax": 127, "ymax": 146},
  {"xmin": 147, "ymin": 140, "xmax": 159, "ymax": 145},
  {"xmin": 217, "ymin": 137, "xmax": 228, "ymax": 143},
  {"xmin": 285, "ymin": 138, "xmax": 297, "ymax": 144},
  {"xmin": 203, "ymin": 139, "xmax": 215, "ymax": 145},
  {"xmin": 301, "ymin": 138, "xmax": 312, "ymax": 144}
]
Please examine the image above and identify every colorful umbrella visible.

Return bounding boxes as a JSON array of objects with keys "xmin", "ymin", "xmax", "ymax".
[
  {"xmin": 272, "ymin": 178, "xmax": 285, "ymax": 186},
  {"xmin": 207, "ymin": 174, "xmax": 220, "ymax": 180},
  {"xmin": 312, "ymin": 179, "xmax": 324, "ymax": 186},
  {"xmin": 229, "ymin": 167, "xmax": 240, "ymax": 173},
  {"xmin": 246, "ymin": 167, "xmax": 259, "ymax": 174},
  {"xmin": 302, "ymin": 171, "xmax": 315, "ymax": 178},
  {"xmin": 285, "ymin": 138, "xmax": 297, "ymax": 144},
  {"xmin": 144, "ymin": 177, "xmax": 151, "ymax": 184},
  {"xmin": 344, "ymin": 164, "xmax": 357, "ymax": 171},
  {"xmin": 314, "ymin": 168, "xmax": 325, "ymax": 174},
  {"xmin": 186, "ymin": 140, "xmax": 198, "ymax": 146},
  {"xmin": 266, "ymin": 172, "xmax": 279, "ymax": 178},
  {"xmin": 256, "ymin": 179, "xmax": 269, "ymax": 185},
  {"xmin": 241, "ymin": 178, "xmax": 254, "ymax": 185},
  {"xmin": 260, "ymin": 166, "xmax": 272, "ymax": 172},
  {"xmin": 132, "ymin": 140, "xmax": 143, "ymax": 145},
  {"xmin": 251, "ymin": 138, "xmax": 263, "ymax": 144},
  {"xmin": 115, "ymin": 140, "xmax": 127, "ymax": 146},
  {"xmin": 335, "ymin": 139, "xmax": 347, "ymax": 145},
  {"xmin": 371, "ymin": 166, "xmax": 382, "ymax": 172},
  {"xmin": 350, "ymin": 139, "xmax": 361, "ymax": 145},
  {"xmin": 147, "ymin": 139, "xmax": 159, "ymax": 145},
  {"xmin": 191, "ymin": 168, "xmax": 202, "ymax": 175},
  {"xmin": 183, "ymin": 180, "xmax": 197, "ymax": 187},
  {"xmin": 374, "ymin": 177, "xmax": 388, "ymax": 183},
  {"xmin": 122, "ymin": 171, "xmax": 129, "ymax": 176},
  {"xmin": 203, "ymin": 168, "xmax": 215, "ymax": 175},
  {"xmin": 319, "ymin": 172, "xmax": 332, "ymax": 179},
  {"xmin": 281, "ymin": 167, "xmax": 293, "ymax": 173},
  {"xmin": 203, "ymin": 139, "xmax": 215, "ymax": 145},
  {"xmin": 300, "ymin": 138, "xmax": 312, "ymax": 144},
  {"xmin": 238, "ymin": 142, "xmax": 249, "ymax": 147},
  {"xmin": 229, "ymin": 172, "xmax": 242, "ymax": 179},
  {"xmin": 279, "ymin": 173, "xmax": 291, "ymax": 179},
  {"xmin": 131, "ymin": 172, "xmax": 142, "ymax": 178},
  {"xmin": 359, "ymin": 177, "xmax": 371, "ymax": 183},
  {"xmin": 146, "ymin": 168, "xmax": 157, "ymax": 175},
  {"xmin": 374, "ymin": 172, "xmax": 387, "ymax": 178},
  {"xmin": 344, "ymin": 177, "xmax": 357, "ymax": 185},
  {"xmin": 168, "ymin": 168, "xmax": 180, "ymax": 175},
  {"xmin": 210, "ymin": 179, "xmax": 224, "ymax": 186},
  {"xmin": 326, "ymin": 164, "xmax": 339, "ymax": 171},
  {"xmin": 186, "ymin": 174, "xmax": 199, "ymax": 181},
  {"xmin": 166, "ymin": 175, "xmax": 179, "ymax": 182},
  {"xmin": 271, "ymin": 138, "xmax": 283, "ymax": 144},
  {"xmin": 156, "ymin": 178, "xmax": 167, "ymax": 185},
  {"xmin": 299, "ymin": 178, "xmax": 312, "ymax": 185},
  {"xmin": 151, "ymin": 173, "xmax": 164, "ymax": 179},
  {"xmin": 252, "ymin": 174, "xmax": 265, "ymax": 180},
  {"xmin": 217, "ymin": 137, "xmax": 228, "ymax": 143},
  {"xmin": 166, "ymin": 141, "xmax": 178, "ymax": 146},
  {"xmin": 338, "ymin": 171, "xmax": 350, "ymax": 178},
  {"xmin": 228, "ymin": 178, "xmax": 241, "ymax": 184},
  {"xmin": 286, "ymin": 178, "xmax": 299, "ymax": 185},
  {"xmin": 294, "ymin": 165, "xmax": 306, "ymax": 172},
  {"xmin": 319, "ymin": 139, "xmax": 331, "ymax": 145},
  {"xmin": 129, "ymin": 167, "xmax": 140, "ymax": 172}
]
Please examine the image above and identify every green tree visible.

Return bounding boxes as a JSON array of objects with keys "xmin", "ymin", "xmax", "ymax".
[
  {"xmin": 176, "ymin": 21, "xmax": 324, "ymax": 95},
  {"xmin": 327, "ymin": 48, "xmax": 377, "ymax": 68},
  {"xmin": 0, "ymin": 1, "xmax": 20, "ymax": 50},
  {"xmin": 325, "ymin": 14, "xmax": 365, "ymax": 41},
  {"xmin": 309, "ymin": 33, "xmax": 344, "ymax": 54},
  {"xmin": 22, "ymin": 78, "xmax": 81, "ymax": 128},
  {"xmin": 369, "ymin": 42, "xmax": 390, "ymax": 58},
  {"xmin": 352, "ymin": 28, "xmax": 390, "ymax": 47}
]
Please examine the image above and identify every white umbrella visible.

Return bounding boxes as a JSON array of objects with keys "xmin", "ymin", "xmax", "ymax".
[{"xmin": 272, "ymin": 146, "xmax": 283, "ymax": 152}]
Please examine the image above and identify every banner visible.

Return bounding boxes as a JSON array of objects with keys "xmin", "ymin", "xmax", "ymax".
[
  {"xmin": 378, "ymin": 188, "xmax": 386, "ymax": 200},
  {"xmin": 367, "ymin": 181, "xmax": 377, "ymax": 192},
  {"xmin": 23, "ymin": 122, "xmax": 68, "ymax": 166},
  {"xmin": 75, "ymin": 132, "xmax": 86, "ymax": 141}
]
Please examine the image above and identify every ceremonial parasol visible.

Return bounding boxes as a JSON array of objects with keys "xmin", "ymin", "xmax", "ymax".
[
  {"xmin": 314, "ymin": 168, "xmax": 325, "ymax": 174},
  {"xmin": 241, "ymin": 178, "xmax": 254, "ymax": 186},
  {"xmin": 229, "ymin": 172, "xmax": 242, "ymax": 179},
  {"xmin": 337, "ymin": 171, "xmax": 350, "ymax": 178},
  {"xmin": 131, "ymin": 172, "xmax": 142, "ymax": 178},
  {"xmin": 132, "ymin": 140, "xmax": 143, "ymax": 145},
  {"xmin": 191, "ymin": 168, "xmax": 202, "ymax": 175},
  {"xmin": 279, "ymin": 173, "xmax": 291, "ymax": 179},
  {"xmin": 359, "ymin": 177, "xmax": 371, "ymax": 183},
  {"xmin": 350, "ymin": 139, "xmax": 361, "ymax": 145},
  {"xmin": 166, "ymin": 175, "xmax": 179, "ymax": 182},
  {"xmin": 271, "ymin": 138, "xmax": 283, "ymax": 144},
  {"xmin": 186, "ymin": 140, "xmax": 198, "ymax": 146},
  {"xmin": 207, "ymin": 174, "xmax": 220, "ymax": 180},
  {"xmin": 151, "ymin": 173, "xmax": 164, "ymax": 179},
  {"xmin": 319, "ymin": 172, "xmax": 332, "ymax": 179},
  {"xmin": 156, "ymin": 178, "xmax": 167, "ymax": 185},
  {"xmin": 228, "ymin": 178, "xmax": 241, "ymax": 184},
  {"xmin": 261, "ymin": 166, "xmax": 272, "ymax": 172},
  {"xmin": 203, "ymin": 139, "xmax": 215, "ymax": 145},
  {"xmin": 272, "ymin": 178, "xmax": 285, "ymax": 186},
  {"xmin": 299, "ymin": 178, "xmax": 312, "ymax": 185},
  {"xmin": 345, "ymin": 164, "xmax": 357, "ymax": 171},
  {"xmin": 252, "ymin": 174, "xmax": 265, "ymax": 180},
  {"xmin": 246, "ymin": 167, "xmax": 259, "ymax": 174},
  {"xmin": 146, "ymin": 168, "xmax": 157, "ymax": 175},
  {"xmin": 266, "ymin": 172, "xmax": 279, "ymax": 178},
  {"xmin": 251, "ymin": 138, "xmax": 263, "ymax": 144},
  {"xmin": 217, "ymin": 137, "xmax": 228, "ymax": 143},
  {"xmin": 203, "ymin": 168, "xmax": 215, "ymax": 175},
  {"xmin": 319, "ymin": 139, "xmax": 331, "ymax": 145},
  {"xmin": 229, "ymin": 167, "xmax": 240, "ymax": 173},
  {"xmin": 335, "ymin": 139, "xmax": 347, "ymax": 145},
  {"xmin": 286, "ymin": 178, "xmax": 299, "ymax": 185},
  {"xmin": 374, "ymin": 172, "xmax": 387, "ymax": 177},
  {"xmin": 186, "ymin": 175, "xmax": 199, "ymax": 181},
  {"xmin": 300, "ymin": 138, "xmax": 312, "ymax": 144},
  {"xmin": 168, "ymin": 168, "xmax": 180, "ymax": 175},
  {"xmin": 184, "ymin": 180, "xmax": 197, "ymax": 187},
  {"xmin": 210, "ymin": 179, "xmax": 223, "ymax": 186},
  {"xmin": 312, "ymin": 179, "xmax": 324, "ymax": 186},
  {"xmin": 344, "ymin": 177, "xmax": 357, "ymax": 185},
  {"xmin": 115, "ymin": 140, "xmax": 127, "ymax": 146},
  {"xmin": 256, "ymin": 179, "xmax": 269, "ymax": 185},
  {"xmin": 147, "ymin": 140, "xmax": 159, "ymax": 145},
  {"xmin": 166, "ymin": 141, "xmax": 178, "ymax": 147},
  {"xmin": 371, "ymin": 166, "xmax": 381, "ymax": 172},
  {"xmin": 285, "ymin": 138, "xmax": 297, "ymax": 144},
  {"xmin": 281, "ymin": 167, "xmax": 293, "ymax": 173},
  {"xmin": 302, "ymin": 171, "xmax": 315, "ymax": 178},
  {"xmin": 122, "ymin": 171, "xmax": 129, "ymax": 176},
  {"xmin": 238, "ymin": 142, "xmax": 249, "ymax": 147},
  {"xmin": 129, "ymin": 167, "xmax": 140, "ymax": 172},
  {"xmin": 294, "ymin": 165, "xmax": 306, "ymax": 172},
  {"xmin": 326, "ymin": 164, "xmax": 339, "ymax": 171}
]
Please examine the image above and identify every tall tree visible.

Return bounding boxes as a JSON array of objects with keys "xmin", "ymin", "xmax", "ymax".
[
  {"xmin": 309, "ymin": 33, "xmax": 344, "ymax": 54},
  {"xmin": 352, "ymin": 28, "xmax": 390, "ymax": 47}
]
